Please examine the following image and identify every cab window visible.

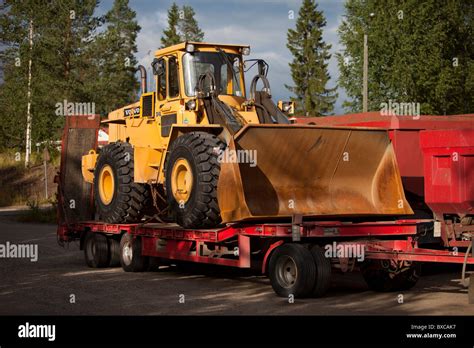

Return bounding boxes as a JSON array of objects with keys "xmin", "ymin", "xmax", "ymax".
[
  {"xmin": 168, "ymin": 56, "xmax": 180, "ymax": 98},
  {"xmin": 157, "ymin": 59, "xmax": 166, "ymax": 101}
]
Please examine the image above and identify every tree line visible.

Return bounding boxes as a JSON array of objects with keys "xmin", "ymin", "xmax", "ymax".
[
  {"xmin": 288, "ymin": 0, "xmax": 473, "ymax": 116},
  {"xmin": 0, "ymin": 0, "xmax": 472, "ymax": 152},
  {"xmin": 0, "ymin": 0, "xmax": 141, "ymax": 150},
  {"xmin": 0, "ymin": 0, "xmax": 204, "ymax": 151}
]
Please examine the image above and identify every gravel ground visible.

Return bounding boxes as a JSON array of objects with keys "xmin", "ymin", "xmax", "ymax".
[{"xmin": 0, "ymin": 218, "xmax": 473, "ymax": 315}]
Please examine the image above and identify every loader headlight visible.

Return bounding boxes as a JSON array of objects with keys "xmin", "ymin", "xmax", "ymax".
[
  {"xmin": 186, "ymin": 99, "xmax": 197, "ymax": 110},
  {"xmin": 186, "ymin": 43, "xmax": 195, "ymax": 53},
  {"xmin": 241, "ymin": 47, "xmax": 250, "ymax": 56}
]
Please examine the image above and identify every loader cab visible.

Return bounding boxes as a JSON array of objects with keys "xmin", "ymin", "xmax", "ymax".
[{"xmin": 146, "ymin": 42, "xmax": 249, "ymax": 128}]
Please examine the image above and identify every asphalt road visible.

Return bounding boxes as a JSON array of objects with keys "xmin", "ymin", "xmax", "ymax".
[{"xmin": 0, "ymin": 218, "xmax": 473, "ymax": 315}]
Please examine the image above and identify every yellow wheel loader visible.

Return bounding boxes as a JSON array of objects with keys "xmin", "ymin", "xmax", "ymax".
[{"xmin": 82, "ymin": 41, "xmax": 412, "ymax": 228}]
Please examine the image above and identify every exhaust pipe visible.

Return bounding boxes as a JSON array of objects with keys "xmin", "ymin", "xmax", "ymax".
[{"xmin": 138, "ymin": 65, "xmax": 147, "ymax": 94}]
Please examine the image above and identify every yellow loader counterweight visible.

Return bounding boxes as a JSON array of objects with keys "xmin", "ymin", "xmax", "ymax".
[{"xmin": 81, "ymin": 41, "xmax": 412, "ymax": 228}]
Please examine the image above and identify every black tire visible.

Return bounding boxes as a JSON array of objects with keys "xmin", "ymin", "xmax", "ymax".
[
  {"xmin": 119, "ymin": 233, "xmax": 149, "ymax": 272},
  {"xmin": 310, "ymin": 245, "xmax": 332, "ymax": 297},
  {"xmin": 268, "ymin": 244, "xmax": 316, "ymax": 298},
  {"xmin": 108, "ymin": 237, "xmax": 121, "ymax": 267},
  {"xmin": 94, "ymin": 142, "xmax": 150, "ymax": 223},
  {"xmin": 165, "ymin": 132, "xmax": 225, "ymax": 228},
  {"xmin": 84, "ymin": 232, "xmax": 109, "ymax": 268},
  {"xmin": 361, "ymin": 260, "xmax": 421, "ymax": 292}
]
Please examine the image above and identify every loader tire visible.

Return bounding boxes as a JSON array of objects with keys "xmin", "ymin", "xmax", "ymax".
[
  {"xmin": 84, "ymin": 232, "xmax": 109, "ymax": 268},
  {"xmin": 119, "ymin": 233, "xmax": 149, "ymax": 272},
  {"xmin": 269, "ymin": 244, "xmax": 316, "ymax": 298},
  {"xmin": 310, "ymin": 245, "xmax": 332, "ymax": 297},
  {"xmin": 361, "ymin": 260, "xmax": 421, "ymax": 292},
  {"xmin": 165, "ymin": 132, "xmax": 225, "ymax": 229},
  {"xmin": 94, "ymin": 142, "xmax": 150, "ymax": 223}
]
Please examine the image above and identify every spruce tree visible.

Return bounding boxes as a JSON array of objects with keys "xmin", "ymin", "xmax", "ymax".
[
  {"xmin": 160, "ymin": 2, "xmax": 180, "ymax": 48},
  {"xmin": 161, "ymin": 3, "xmax": 204, "ymax": 48},
  {"xmin": 178, "ymin": 5, "xmax": 204, "ymax": 42},
  {"xmin": 92, "ymin": 0, "xmax": 141, "ymax": 115},
  {"xmin": 286, "ymin": 0, "xmax": 337, "ymax": 116}
]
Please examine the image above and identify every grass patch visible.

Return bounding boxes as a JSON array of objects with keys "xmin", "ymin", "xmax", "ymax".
[
  {"xmin": 16, "ymin": 200, "xmax": 57, "ymax": 224},
  {"xmin": 0, "ymin": 149, "xmax": 59, "ymax": 207}
]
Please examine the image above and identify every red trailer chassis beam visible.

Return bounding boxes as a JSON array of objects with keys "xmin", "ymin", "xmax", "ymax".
[
  {"xmin": 142, "ymin": 234, "xmax": 251, "ymax": 268},
  {"xmin": 366, "ymin": 239, "xmax": 474, "ymax": 264},
  {"xmin": 58, "ymin": 219, "xmax": 421, "ymax": 244},
  {"xmin": 57, "ymin": 219, "xmax": 474, "ymax": 270}
]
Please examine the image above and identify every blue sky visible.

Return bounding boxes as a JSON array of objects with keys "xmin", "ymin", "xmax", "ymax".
[{"xmin": 98, "ymin": 0, "xmax": 348, "ymax": 114}]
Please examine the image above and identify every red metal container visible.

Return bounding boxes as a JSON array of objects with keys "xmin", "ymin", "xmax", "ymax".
[{"xmin": 420, "ymin": 129, "xmax": 474, "ymax": 217}]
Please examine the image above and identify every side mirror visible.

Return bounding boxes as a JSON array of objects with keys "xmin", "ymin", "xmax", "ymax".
[{"xmin": 278, "ymin": 100, "xmax": 295, "ymax": 115}]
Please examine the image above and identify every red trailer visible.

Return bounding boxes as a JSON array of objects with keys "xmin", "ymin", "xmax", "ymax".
[{"xmin": 56, "ymin": 114, "xmax": 474, "ymax": 298}]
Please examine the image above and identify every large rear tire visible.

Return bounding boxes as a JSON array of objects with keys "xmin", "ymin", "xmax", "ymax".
[
  {"xmin": 310, "ymin": 245, "xmax": 332, "ymax": 297},
  {"xmin": 94, "ymin": 142, "xmax": 150, "ymax": 223},
  {"xmin": 84, "ymin": 232, "xmax": 109, "ymax": 268},
  {"xmin": 268, "ymin": 244, "xmax": 316, "ymax": 298},
  {"xmin": 165, "ymin": 132, "xmax": 225, "ymax": 229}
]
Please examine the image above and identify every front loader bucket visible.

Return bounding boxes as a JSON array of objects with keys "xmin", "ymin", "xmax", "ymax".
[{"xmin": 217, "ymin": 124, "xmax": 413, "ymax": 223}]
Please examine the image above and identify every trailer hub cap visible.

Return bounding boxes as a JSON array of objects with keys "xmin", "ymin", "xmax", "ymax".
[
  {"xmin": 276, "ymin": 255, "xmax": 297, "ymax": 288},
  {"xmin": 171, "ymin": 158, "xmax": 193, "ymax": 203},
  {"xmin": 98, "ymin": 165, "xmax": 115, "ymax": 205},
  {"xmin": 122, "ymin": 241, "xmax": 133, "ymax": 266}
]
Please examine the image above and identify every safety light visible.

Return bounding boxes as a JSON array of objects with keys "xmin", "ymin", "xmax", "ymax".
[
  {"xmin": 185, "ymin": 43, "xmax": 195, "ymax": 53},
  {"xmin": 242, "ymin": 47, "xmax": 250, "ymax": 56}
]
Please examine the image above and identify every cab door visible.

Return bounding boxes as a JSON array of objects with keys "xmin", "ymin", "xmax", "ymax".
[{"xmin": 156, "ymin": 55, "xmax": 182, "ymax": 137}]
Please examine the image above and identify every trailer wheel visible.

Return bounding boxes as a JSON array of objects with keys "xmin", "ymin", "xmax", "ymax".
[
  {"xmin": 361, "ymin": 260, "xmax": 421, "ymax": 292},
  {"xmin": 395, "ymin": 263, "xmax": 421, "ymax": 291},
  {"xmin": 108, "ymin": 237, "xmax": 121, "ymax": 267},
  {"xmin": 119, "ymin": 233, "xmax": 149, "ymax": 272},
  {"xmin": 84, "ymin": 232, "xmax": 109, "ymax": 268},
  {"xmin": 94, "ymin": 142, "xmax": 150, "ymax": 223},
  {"xmin": 268, "ymin": 244, "xmax": 316, "ymax": 298},
  {"xmin": 165, "ymin": 132, "xmax": 225, "ymax": 229},
  {"xmin": 310, "ymin": 245, "xmax": 332, "ymax": 297}
]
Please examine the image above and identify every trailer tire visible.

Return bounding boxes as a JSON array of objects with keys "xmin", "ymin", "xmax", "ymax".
[
  {"xmin": 84, "ymin": 232, "xmax": 109, "ymax": 268},
  {"xmin": 361, "ymin": 260, "xmax": 421, "ymax": 292},
  {"xmin": 94, "ymin": 142, "xmax": 150, "ymax": 223},
  {"xmin": 268, "ymin": 244, "xmax": 316, "ymax": 298},
  {"xmin": 119, "ymin": 233, "xmax": 149, "ymax": 272},
  {"xmin": 165, "ymin": 132, "xmax": 225, "ymax": 229},
  {"xmin": 108, "ymin": 237, "xmax": 121, "ymax": 267},
  {"xmin": 394, "ymin": 263, "xmax": 421, "ymax": 291},
  {"xmin": 310, "ymin": 245, "xmax": 332, "ymax": 297}
]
